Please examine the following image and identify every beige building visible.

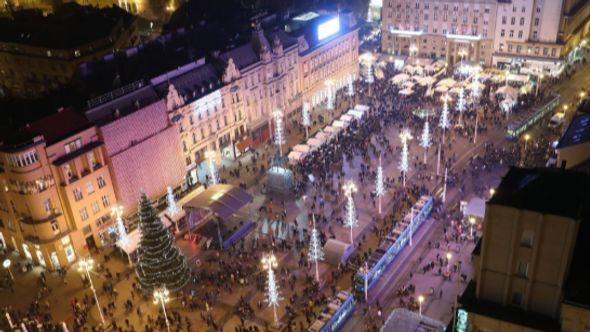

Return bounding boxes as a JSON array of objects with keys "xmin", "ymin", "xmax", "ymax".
[
  {"xmin": 381, "ymin": 0, "xmax": 498, "ymax": 66},
  {"xmin": 460, "ymin": 167, "xmax": 590, "ymax": 332},
  {"xmin": 0, "ymin": 109, "xmax": 118, "ymax": 270},
  {"xmin": 0, "ymin": 3, "xmax": 138, "ymax": 98}
]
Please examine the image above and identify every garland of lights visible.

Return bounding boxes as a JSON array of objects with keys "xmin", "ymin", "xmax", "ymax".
[
  {"xmin": 420, "ymin": 118, "xmax": 431, "ymax": 164},
  {"xmin": 166, "ymin": 186, "xmax": 180, "ymax": 217},
  {"xmin": 135, "ymin": 193, "xmax": 190, "ymax": 294}
]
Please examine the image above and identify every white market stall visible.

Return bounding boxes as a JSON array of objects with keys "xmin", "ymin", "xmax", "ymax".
[
  {"xmin": 288, "ymin": 151, "xmax": 306, "ymax": 164},
  {"xmin": 307, "ymin": 138, "xmax": 324, "ymax": 149},
  {"xmin": 399, "ymin": 88, "xmax": 414, "ymax": 96},
  {"xmin": 293, "ymin": 144, "xmax": 311, "ymax": 153},
  {"xmin": 339, "ymin": 114, "xmax": 354, "ymax": 123},
  {"xmin": 332, "ymin": 120, "xmax": 347, "ymax": 128},
  {"xmin": 315, "ymin": 131, "xmax": 331, "ymax": 143},
  {"xmin": 323, "ymin": 125, "xmax": 341, "ymax": 136},
  {"xmin": 347, "ymin": 109, "xmax": 364, "ymax": 120}
]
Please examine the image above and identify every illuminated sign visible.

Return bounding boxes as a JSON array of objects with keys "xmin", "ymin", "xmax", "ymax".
[
  {"xmin": 456, "ymin": 309, "xmax": 468, "ymax": 332},
  {"xmin": 318, "ymin": 17, "xmax": 340, "ymax": 41},
  {"xmin": 293, "ymin": 12, "xmax": 319, "ymax": 21}
]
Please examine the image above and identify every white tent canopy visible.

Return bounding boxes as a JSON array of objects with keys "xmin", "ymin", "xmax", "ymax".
[
  {"xmin": 323, "ymin": 126, "xmax": 341, "ymax": 135},
  {"xmin": 434, "ymin": 85, "xmax": 449, "ymax": 93},
  {"xmin": 315, "ymin": 131, "xmax": 331, "ymax": 142},
  {"xmin": 399, "ymin": 88, "xmax": 414, "ymax": 95},
  {"xmin": 332, "ymin": 120, "xmax": 347, "ymax": 128},
  {"xmin": 339, "ymin": 114, "xmax": 354, "ymax": 123},
  {"xmin": 292, "ymin": 144, "xmax": 311, "ymax": 153},
  {"xmin": 307, "ymin": 138, "xmax": 323, "ymax": 148},
  {"xmin": 347, "ymin": 109, "xmax": 364, "ymax": 119},
  {"xmin": 392, "ymin": 73, "xmax": 410, "ymax": 84},
  {"xmin": 437, "ymin": 78, "xmax": 457, "ymax": 87},
  {"xmin": 288, "ymin": 151, "xmax": 306, "ymax": 164},
  {"xmin": 449, "ymin": 86, "xmax": 464, "ymax": 94},
  {"xmin": 496, "ymin": 85, "xmax": 518, "ymax": 99},
  {"xmin": 402, "ymin": 81, "xmax": 415, "ymax": 88}
]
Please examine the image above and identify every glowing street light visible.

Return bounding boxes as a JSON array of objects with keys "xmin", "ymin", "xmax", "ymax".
[
  {"xmin": 418, "ymin": 295, "xmax": 425, "ymax": 316},
  {"xmin": 261, "ymin": 253, "xmax": 282, "ymax": 327},
  {"xmin": 78, "ymin": 257, "xmax": 105, "ymax": 325},
  {"xmin": 469, "ymin": 217, "xmax": 476, "ymax": 238},
  {"xmin": 489, "ymin": 188, "xmax": 496, "ymax": 197},
  {"xmin": 153, "ymin": 285, "xmax": 171, "ymax": 332},
  {"xmin": 2, "ymin": 259, "xmax": 14, "ymax": 280}
]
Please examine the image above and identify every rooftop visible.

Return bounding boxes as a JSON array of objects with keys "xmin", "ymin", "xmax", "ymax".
[
  {"xmin": 488, "ymin": 166, "xmax": 590, "ymax": 220},
  {"xmin": 557, "ymin": 98, "xmax": 590, "ymax": 149},
  {"xmin": 0, "ymin": 3, "xmax": 134, "ymax": 49}
]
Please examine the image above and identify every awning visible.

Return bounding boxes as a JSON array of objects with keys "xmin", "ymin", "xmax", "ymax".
[
  {"xmin": 184, "ymin": 184, "xmax": 253, "ymax": 220},
  {"xmin": 235, "ymin": 137, "xmax": 253, "ymax": 152}
]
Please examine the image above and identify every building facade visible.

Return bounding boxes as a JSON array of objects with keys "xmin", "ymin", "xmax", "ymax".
[
  {"xmin": 461, "ymin": 167, "xmax": 590, "ymax": 331},
  {"xmin": 0, "ymin": 109, "xmax": 118, "ymax": 270},
  {"xmin": 0, "ymin": 3, "xmax": 138, "ymax": 98},
  {"xmin": 381, "ymin": 0, "xmax": 497, "ymax": 66},
  {"xmin": 381, "ymin": 0, "xmax": 590, "ymax": 72}
]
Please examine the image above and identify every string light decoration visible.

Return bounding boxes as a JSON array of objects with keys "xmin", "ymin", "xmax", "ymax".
[
  {"xmin": 111, "ymin": 205, "xmax": 127, "ymax": 244},
  {"xmin": 440, "ymin": 94, "xmax": 451, "ymax": 133},
  {"xmin": 302, "ymin": 102, "xmax": 311, "ymax": 139},
  {"xmin": 471, "ymin": 74, "xmax": 481, "ymax": 102},
  {"xmin": 166, "ymin": 186, "xmax": 180, "ymax": 233},
  {"xmin": 135, "ymin": 193, "xmax": 190, "ymax": 294},
  {"xmin": 375, "ymin": 155, "xmax": 385, "ymax": 215},
  {"xmin": 273, "ymin": 109, "xmax": 286, "ymax": 156},
  {"xmin": 308, "ymin": 215, "xmax": 324, "ymax": 282},
  {"xmin": 205, "ymin": 150, "xmax": 219, "ymax": 185},
  {"xmin": 325, "ymin": 80, "xmax": 334, "ymax": 110},
  {"xmin": 343, "ymin": 181, "xmax": 358, "ymax": 244},
  {"xmin": 262, "ymin": 253, "xmax": 282, "ymax": 326},
  {"xmin": 347, "ymin": 74, "xmax": 355, "ymax": 97},
  {"xmin": 399, "ymin": 129, "xmax": 413, "ymax": 187},
  {"xmin": 420, "ymin": 118, "xmax": 431, "ymax": 163},
  {"xmin": 456, "ymin": 87, "xmax": 466, "ymax": 126}
]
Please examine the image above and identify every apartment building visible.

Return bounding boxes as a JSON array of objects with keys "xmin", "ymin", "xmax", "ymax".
[
  {"xmin": 382, "ymin": 0, "xmax": 590, "ymax": 72},
  {"xmin": 460, "ymin": 167, "xmax": 590, "ymax": 331},
  {"xmin": 0, "ymin": 109, "xmax": 118, "ymax": 270},
  {"xmin": 381, "ymin": 0, "xmax": 497, "ymax": 66},
  {"xmin": 0, "ymin": 3, "xmax": 138, "ymax": 98}
]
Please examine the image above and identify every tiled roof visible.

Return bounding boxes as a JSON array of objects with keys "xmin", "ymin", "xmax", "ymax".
[{"xmin": 153, "ymin": 62, "xmax": 221, "ymax": 104}]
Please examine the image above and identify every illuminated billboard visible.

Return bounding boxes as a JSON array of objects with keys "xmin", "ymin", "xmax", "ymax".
[{"xmin": 318, "ymin": 17, "xmax": 340, "ymax": 41}]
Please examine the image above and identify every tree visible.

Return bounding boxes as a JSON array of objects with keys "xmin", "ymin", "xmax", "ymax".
[{"xmin": 135, "ymin": 193, "xmax": 190, "ymax": 294}]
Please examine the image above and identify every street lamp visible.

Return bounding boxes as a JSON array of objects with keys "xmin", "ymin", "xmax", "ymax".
[
  {"xmin": 418, "ymin": 295, "xmax": 425, "ymax": 316},
  {"xmin": 580, "ymin": 91, "xmax": 587, "ymax": 101},
  {"xmin": 2, "ymin": 259, "xmax": 14, "ymax": 280},
  {"xmin": 78, "ymin": 257, "xmax": 105, "ymax": 324},
  {"xmin": 489, "ymin": 188, "xmax": 496, "ymax": 197},
  {"xmin": 469, "ymin": 217, "xmax": 476, "ymax": 238},
  {"xmin": 153, "ymin": 285, "xmax": 171, "ymax": 332},
  {"xmin": 446, "ymin": 252, "xmax": 452, "ymax": 275}
]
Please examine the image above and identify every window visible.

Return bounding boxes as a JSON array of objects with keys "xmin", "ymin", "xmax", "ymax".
[
  {"xmin": 64, "ymin": 138, "xmax": 82, "ymax": 154},
  {"xmin": 509, "ymin": 30, "xmax": 514, "ymax": 37},
  {"xmin": 517, "ymin": 261, "xmax": 529, "ymax": 278},
  {"xmin": 516, "ymin": 45, "xmax": 522, "ymax": 53},
  {"xmin": 508, "ymin": 44, "xmax": 513, "ymax": 52},
  {"xmin": 520, "ymin": 17, "xmax": 525, "ymax": 26},
  {"xmin": 101, "ymin": 195, "xmax": 110, "ymax": 208},
  {"xmin": 73, "ymin": 188, "xmax": 83, "ymax": 201},
  {"xmin": 518, "ymin": 31, "xmax": 523, "ymax": 38},
  {"xmin": 533, "ymin": 31, "xmax": 538, "ymax": 39},
  {"xmin": 43, "ymin": 198, "xmax": 52, "ymax": 213},
  {"xmin": 97, "ymin": 176, "xmax": 106, "ymax": 189},
  {"xmin": 86, "ymin": 182, "xmax": 94, "ymax": 195},
  {"xmin": 502, "ymin": 16, "xmax": 506, "ymax": 24},
  {"xmin": 512, "ymin": 292, "xmax": 523, "ymax": 306},
  {"xmin": 91, "ymin": 201, "xmax": 100, "ymax": 214},
  {"xmin": 80, "ymin": 207, "xmax": 89, "ymax": 221},
  {"xmin": 551, "ymin": 48, "xmax": 557, "ymax": 56},
  {"xmin": 511, "ymin": 17, "xmax": 515, "ymax": 25},
  {"xmin": 521, "ymin": 230, "xmax": 534, "ymax": 247},
  {"xmin": 534, "ymin": 18, "xmax": 539, "ymax": 26},
  {"xmin": 500, "ymin": 29, "xmax": 505, "ymax": 37},
  {"xmin": 51, "ymin": 220, "xmax": 59, "ymax": 234}
]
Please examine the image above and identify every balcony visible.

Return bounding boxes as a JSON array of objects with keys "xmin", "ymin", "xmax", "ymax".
[
  {"xmin": 18, "ymin": 209, "xmax": 62, "ymax": 225},
  {"xmin": 24, "ymin": 229, "xmax": 72, "ymax": 245}
]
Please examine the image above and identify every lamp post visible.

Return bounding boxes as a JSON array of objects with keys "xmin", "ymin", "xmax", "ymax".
[
  {"xmin": 418, "ymin": 295, "xmax": 425, "ymax": 316},
  {"xmin": 2, "ymin": 259, "xmax": 14, "ymax": 281},
  {"xmin": 153, "ymin": 285, "xmax": 171, "ymax": 332},
  {"xmin": 446, "ymin": 252, "xmax": 452, "ymax": 275},
  {"xmin": 469, "ymin": 217, "xmax": 476, "ymax": 238},
  {"xmin": 78, "ymin": 257, "xmax": 105, "ymax": 325}
]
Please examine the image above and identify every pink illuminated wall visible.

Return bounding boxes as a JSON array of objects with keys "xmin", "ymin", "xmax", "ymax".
[{"xmin": 99, "ymin": 100, "xmax": 185, "ymax": 211}]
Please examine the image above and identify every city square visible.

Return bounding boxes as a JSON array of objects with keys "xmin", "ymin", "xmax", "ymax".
[{"xmin": 1, "ymin": 1, "xmax": 590, "ymax": 331}]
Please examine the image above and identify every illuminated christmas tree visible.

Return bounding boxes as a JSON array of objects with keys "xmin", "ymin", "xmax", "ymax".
[
  {"xmin": 308, "ymin": 215, "xmax": 324, "ymax": 282},
  {"xmin": 420, "ymin": 118, "xmax": 431, "ymax": 163},
  {"xmin": 399, "ymin": 129, "xmax": 413, "ymax": 187},
  {"xmin": 456, "ymin": 87, "xmax": 466, "ymax": 126},
  {"xmin": 343, "ymin": 181, "xmax": 358, "ymax": 244},
  {"xmin": 135, "ymin": 193, "xmax": 190, "ymax": 294},
  {"xmin": 375, "ymin": 156, "xmax": 385, "ymax": 214}
]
